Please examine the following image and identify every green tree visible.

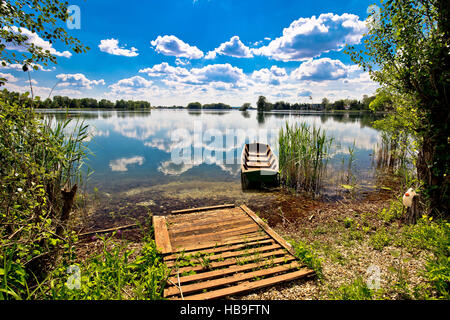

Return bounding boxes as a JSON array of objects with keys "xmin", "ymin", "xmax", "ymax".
[
  {"xmin": 0, "ymin": 0, "xmax": 89, "ymax": 72},
  {"xmin": 333, "ymin": 100, "xmax": 345, "ymax": 110},
  {"xmin": 369, "ymin": 89, "xmax": 394, "ymax": 112},
  {"xmin": 347, "ymin": 0, "xmax": 449, "ymax": 217},
  {"xmin": 257, "ymin": 95, "xmax": 273, "ymax": 112},
  {"xmin": 99, "ymin": 99, "xmax": 115, "ymax": 108},
  {"xmin": 362, "ymin": 95, "xmax": 376, "ymax": 110},
  {"xmin": 187, "ymin": 102, "xmax": 202, "ymax": 109},
  {"xmin": 321, "ymin": 98, "xmax": 331, "ymax": 110},
  {"xmin": 239, "ymin": 102, "xmax": 251, "ymax": 111}
]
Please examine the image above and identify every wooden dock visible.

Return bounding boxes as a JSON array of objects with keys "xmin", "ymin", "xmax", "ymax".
[{"xmin": 153, "ymin": 204, "xmax": 314, "ymax": 300}]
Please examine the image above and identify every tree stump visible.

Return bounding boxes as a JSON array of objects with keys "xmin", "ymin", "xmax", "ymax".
[
  {"xmin": 56, "ymin": 184, "xmax": 77, "ymax": 237},
  {"xmin": 406, "ymin": 195, "xmax": 420, "ymax": 225}
]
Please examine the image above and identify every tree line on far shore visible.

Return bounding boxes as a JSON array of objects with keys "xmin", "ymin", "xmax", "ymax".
[
  {"xmin": 1, "ymin": 89, "xmax": 151, "ymax": 109},
  {"xmin": 2, "ymin": 88, "xmax": 386, "ymax": 112},
  {"xmin": 255, "ymin": 95, "xmax": 384, "ymax": 112}
]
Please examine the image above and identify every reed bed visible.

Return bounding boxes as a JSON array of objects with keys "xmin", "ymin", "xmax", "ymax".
[{"xmin": 278, "ymin": 122, "xmax": 333, "ymax": 195}]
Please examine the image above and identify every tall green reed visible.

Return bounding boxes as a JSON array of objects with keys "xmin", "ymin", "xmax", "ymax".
[{"xmin": 278, "ymin": 122, "xmax": 333, "ymax": 195}]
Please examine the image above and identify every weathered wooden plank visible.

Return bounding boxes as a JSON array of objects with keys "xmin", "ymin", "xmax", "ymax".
[
  {"xmin": 168, "ymin": 215, "xmax": 253, "ymax": 233},
  {"xmin": 246, "ymin": 161, "xmax": 271, "ymax": 168},
  {"xmin": 240, "ymin": 205, "xmax": 297, "ymax": 256},
  {"xmin": 247, "ymin": 151, "xmax": 269, "ymax": 156},
  {"xmin": 169, "ymin": 217, "xmax": 255, "ymax": 237},
  {"xmin": 171, "ymin": 230, "xmax": 263, "ymax": 251},
  {"xmin": 78, "ymin": 223, "xmax": 138, "ymax": 237},
  {"xmin": 169, "ymin": 207, "xmax": 241, "ymax": 220},
  {"xmin": 163, "ymin": 239, "xmax": 274, "ymax": 262},
  {"xmin": 166, "ymin": 209, "xmax": 243, "ymax": 226},
  {"xmin": 171, "ymin": 224, "xmax": 261, "ymax": 245},
  {"xmin": 169, "ymin": 233, "xmax": 270, "ymax": 254},
  {"xmin": 165, "ymin": 261, "xmax": 304, "ymax": 297},
  {"xmin": 171, "ymin": 204, "xmax": 235, "ymax": 215},
  {"xmin": 165, "ymin": 243, "xmax": 282, "ymax": 268},
  {"xmin": 171, "ymin": 249, "xmax": 288, "ymax": 275},
  {"xmin": 177, "ymin": 268, "xmax": 314, "ymax": 300},
  {"xmin": 167, "ymin": 255, "xmax": 297, "ymax": 285},
  {"xmin": 152, "ymin": 216, "xmax": 172, "ymax": 254},
  {"xmin": 247, "ymin": 156, "xmax": 270, "ymax": 162}
]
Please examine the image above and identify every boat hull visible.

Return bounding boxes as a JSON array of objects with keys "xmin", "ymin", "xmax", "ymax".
[
  {"xmin": 241, "ymin": 170, "xmax": 279, "ymax": 183},
  {"xmin": 240, "ymin": 143, "xmax": 279, "ymax": 189}
]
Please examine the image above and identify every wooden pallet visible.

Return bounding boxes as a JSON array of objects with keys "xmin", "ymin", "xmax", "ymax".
[{"xmin": 153, "ymin": 204, "xmax": 314, "ymax": 300}]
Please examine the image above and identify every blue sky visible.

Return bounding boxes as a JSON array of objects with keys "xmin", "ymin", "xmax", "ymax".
[{"xmin": 2, "ymin": 0, "xmax": 380, "ymax": 106}]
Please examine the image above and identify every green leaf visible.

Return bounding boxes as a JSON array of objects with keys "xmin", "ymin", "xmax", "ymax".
[{"xmin": 341, "ymin": 184, "xmax": 354, "ymax": 190}]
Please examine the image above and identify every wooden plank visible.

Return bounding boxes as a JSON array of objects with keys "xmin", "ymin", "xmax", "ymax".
[
  {"xmin": 177, "ymin": 268, "xmax": 314, "ymax": 300},
  {"xmin": 165, "ymin": 261, "xmax": 303, "ymax": 297},
  {"xmin": 172, "ymin": 249, "xmax": 288, "ymax": 275},
  {"xmin": 164, "ymin": 239, "xmax": 274, "ymax": 262},
  {"xmin": 152, "ymin": 216, "xmax": 172, "ymax": 254},
  {"xmin": 247, "ymin": 156, "xmax": 270, "ymax": 162},
  {"xmin": 246, "ymin": 161, "xmax": 271, "ymax": 168},
  {"xmin": 169, "ymin": 215, "xmax": 253, "ymax": 234},
  {"xmin": 171, "ymin": 204, "xmax": 235, "ymax": 215},
  {"xmin": 169, "ymin": 233, "xmax": 270, "ymax": 254},
  {"xmin": 247, "ymin": 152, "xmax": 268, "ymax": 157},
  {"xmin": 168, "ymin": 211, "xmax": 251, "ymax": 231},
  {"xmin": 167, "ymin": 255, "xmax": 297, "ymax": 284},
  {"xmin": 171, "ymin": 229, "xmax": 262, "ymax": 251},
  {"xmin": 169, "ymin": 207, "xmax": 241, "ymax": 221},
  {"xmin": 165, "ymin": 243, "xmax": 282, "ymax": 267},
  {"xmin": 78, "ymin": 223, "xmax": 138, "ymax": 237},
  {"xmin": 170, "ymin": 219, "xmax": 256, "ymax": 238},
  {"xmin": 166, "ymin": 208, "xmax": 243, "ymax": 226},
  {"xmin": 240, "ymin": 205, "xmax": 297, "ymax": 256},
  {"xmin": 171, "ymin": 224, "xmax": 261, "ymax": 245}
]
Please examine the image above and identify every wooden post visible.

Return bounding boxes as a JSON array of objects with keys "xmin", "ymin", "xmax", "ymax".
[
  {"xmin": 56, "ymin": 184, "xmax": 77, "ymax": 237},
  {"xmin": 406, "ymin": 195, "xmax": 420, "ymax": 225}
]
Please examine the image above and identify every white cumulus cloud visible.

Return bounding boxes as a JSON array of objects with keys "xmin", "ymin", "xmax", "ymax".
[
  {"xmin": 56, "ymin": 73, "xmax": 105, "ymax": 89},
  {"xmin": 98, "ymin": 38, "xmax": 139, "ymax": 57},
  {"xmin": 109, "ymin": 76, "xmax": 153, "ymax": 93},
  {"xmin": 0, "ymin": 72, "xmax": 18, "ymax": 82},
  {"xmin": 251, "ymin": 66, "xmax": 288, "ymax": 85},
  {"xmin": 290, "ymin": 58, "xmax": 350, "ymax": 81},
  {"xmin": 150, "ymin": 35, "xmax": 203, "ymax": 59},
  {"xmin": 205, "ymin": 36, "xmax": 253, "ymax": 59},
  {"xmin": 109, "ymin": 156, "xmax": 145, "ymax": 172},
  {"xmin": 253, "ymin": 13, "xmax": 367, "ymax": 61},
  {"xmin": 2, "ymin": 26, "xmax": 72, "ymax": 58},
  {"xmin": 139, "ymin": 62, "xmax": 190, "ymax": 79}
]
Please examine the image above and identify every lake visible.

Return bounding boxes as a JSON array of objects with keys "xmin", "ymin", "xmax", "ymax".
[{"xmin": 41, "ymin": 109, "xmax": 383, "ymax": 227}]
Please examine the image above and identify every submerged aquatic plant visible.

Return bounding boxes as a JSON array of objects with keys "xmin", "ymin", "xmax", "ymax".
[{"xmin": 278, "ymin": 122, "xmax": 333, "ymax": 195}]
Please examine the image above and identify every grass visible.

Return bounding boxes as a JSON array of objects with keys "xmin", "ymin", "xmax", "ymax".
[
  {"xmin": 329, "ymin": 277, "xmax": 377, "ymax": 300},
  {"xmin": 369, "ymin": 227, "xmax": 393, "ymax": 250},
  {"xmin": 278, "ymin": 122, "xmax": 332, "ymax": 195},
  {"xmin": 40, "ymin": 232, "xmax": 168, "ymax": 300},
  {"xmin": 290, "ymin": 239, "xmax": 323, "ymax": 279}
]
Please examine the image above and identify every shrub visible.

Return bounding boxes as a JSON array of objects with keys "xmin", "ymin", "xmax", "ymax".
[
  {"xmin": 0, "ymin": 92, "xmax": 89, "ymax": 299},
  {"xmin": 369, "ymin": 228, "xmax": 393, "ymax": 251},
  {"xmin": 290, "ymin": 239, "xmax": 323, "ymax": 279},
  {"xmin": 43, "ymin": 234, "xmax": 169, "ymax": 300},
  {"xmin": 401, "ymin": 217, "xmax": 449, "ymax": 299},
  {"xmin": 329, "ymin": 277, "xmax": 375, "ymax": 300}
]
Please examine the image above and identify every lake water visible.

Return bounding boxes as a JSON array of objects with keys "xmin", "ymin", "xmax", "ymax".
[{"xmin": 41, "ymin": 109, "xmax": 383, "ymax": 225}]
